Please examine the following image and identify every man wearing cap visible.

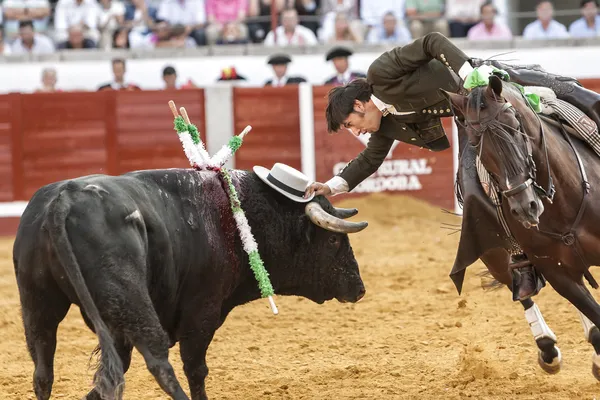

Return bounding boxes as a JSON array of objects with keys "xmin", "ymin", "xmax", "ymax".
[
  {"xmin": 324, "ymin": 46, "xmax": 366, "ymax": 86},
  {"xmin": 265, "ymin": 53, "xmax": 307, "ymax": 87}
]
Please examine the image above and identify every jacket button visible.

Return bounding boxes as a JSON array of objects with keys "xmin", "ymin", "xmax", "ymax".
[
  {"xmin": 446, "ymin": 108, "xmax": 451, "ymax": 112},
  {"xmin": 411, "ymin": 137, "xmax": 416, "ymax": 141},
  {"xmin": 434, "ymin": 110, "xmax": 438, "ymax": 114},
  {"xmin": 422, "ymin": 110, "xmax": 426, "ymax": 113},
  {"xmin": 428, "ymin": 110, "xmax": 432, "ymax": 113}
]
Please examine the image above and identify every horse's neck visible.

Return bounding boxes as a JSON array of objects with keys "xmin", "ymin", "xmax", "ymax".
[{"xmin": 532, "ymin": 119, "xmax": 583, "ymax": 198}]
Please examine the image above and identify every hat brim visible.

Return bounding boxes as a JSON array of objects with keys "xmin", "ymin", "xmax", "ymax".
[{"xmin": 253, "ymin": 166, "xmax": 314, "ymax": 203}]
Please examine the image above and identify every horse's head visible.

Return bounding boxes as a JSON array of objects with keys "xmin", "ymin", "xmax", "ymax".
[{"xmin": 444, "ymin": 74, "xmax": 545, "ymax": 229}]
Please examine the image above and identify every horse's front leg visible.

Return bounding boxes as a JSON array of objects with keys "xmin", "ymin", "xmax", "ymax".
[
  {"xmin": 520, "ymin": 297, "xmax": 562, "ymax": 373},
  {"xmin": 536, "ymin": 262, "xmax": 600, "ymax": 381},
  {"xmin": 481, "ymin": 249, "xmax": 562, "ymax": 373}
]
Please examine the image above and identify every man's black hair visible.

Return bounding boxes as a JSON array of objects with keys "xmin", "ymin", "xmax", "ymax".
[{"xmin": 325, "ymin": 78, "xmax": 372, "ymax": 134}]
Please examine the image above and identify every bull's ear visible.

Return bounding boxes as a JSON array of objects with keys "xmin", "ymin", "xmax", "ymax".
[
  {"xmin": 440, "ymin": 89, "xmax": 467, "ymax": 117},
  {"xmin": 301, "ymin": 215, "xmax": 315, "ymax": 244}
]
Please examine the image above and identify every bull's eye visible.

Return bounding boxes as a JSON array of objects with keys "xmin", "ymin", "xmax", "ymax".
[{"xmin": 328, "ymin": 235, "xmax": 339, "ymax": 246}]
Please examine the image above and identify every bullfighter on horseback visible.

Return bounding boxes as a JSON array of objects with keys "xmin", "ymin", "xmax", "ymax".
[{"xmin": 304, "ymin": 31, "xmax": 600, "ymax": 301}]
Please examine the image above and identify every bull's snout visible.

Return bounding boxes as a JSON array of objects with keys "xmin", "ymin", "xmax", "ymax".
[{"xmin": 356, "ymin": 286, "xmax": 366, "ymax": 302}]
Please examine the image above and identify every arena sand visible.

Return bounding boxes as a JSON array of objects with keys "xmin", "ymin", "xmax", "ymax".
[{"xmin": 1, "ymin": 193, "xmax": 600, "ymax": 400}]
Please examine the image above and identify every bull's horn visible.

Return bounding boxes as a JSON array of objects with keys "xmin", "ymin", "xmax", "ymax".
[
  {"xmin": 305, "ymin": 202, "xmax": 368, "ymax": 234},
  {"xmin": 331, "ymin": 207, "xmax": 358, "ymax": 219}
]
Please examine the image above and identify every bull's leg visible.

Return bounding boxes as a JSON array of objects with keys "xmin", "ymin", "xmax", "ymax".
[
  {"xmin": 536, "ymin": 262, "xmax": 600, "ymax": 380},
  {"xmin": 121, "ymin": 293, "xmax": 189, "ymax": 400},
  {"xmin": 84, "ymin": 337, "xmax": 133, "ymax": 400},
  {"xmin": 18, "ymin": 283, "xmax": 70, "ymax": 400},
  {"xmin": 178, "ymin": 310, "xmax": 220, "ymax": 400},
  {"xmin": 480, "ymin": 249, "xmax": 561, "ymax": 373}
]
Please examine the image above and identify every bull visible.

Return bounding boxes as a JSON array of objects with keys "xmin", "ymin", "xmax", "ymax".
[{"xmin": 12, "ymin": 168, "xmax": 368, "ymax": 400}]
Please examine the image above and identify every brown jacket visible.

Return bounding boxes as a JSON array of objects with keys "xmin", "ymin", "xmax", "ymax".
[{"xmin": 337, "ymin": 32, "xmax": 471, "ymax": 191}]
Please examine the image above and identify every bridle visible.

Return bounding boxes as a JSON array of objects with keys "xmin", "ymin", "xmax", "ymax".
[{"xmin": 462, "ymin": 89, "xmax": 556, "ymax": 204}]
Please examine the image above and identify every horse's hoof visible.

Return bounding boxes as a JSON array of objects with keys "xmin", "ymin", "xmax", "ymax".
[
  {"xmin": 538, "ymin": 346, "xmax": 562, "ymax": 374},
  {"xmin": 591, "ymin": 352, "xmax": 600, "ymax": 381}
]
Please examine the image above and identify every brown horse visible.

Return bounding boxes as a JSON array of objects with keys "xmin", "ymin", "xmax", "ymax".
[{"xmin": 445, "ymin": 74, "xmax": 600, "ymax": 380}]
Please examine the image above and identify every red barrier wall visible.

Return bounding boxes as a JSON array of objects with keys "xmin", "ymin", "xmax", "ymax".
[
  {"xmin": 1, "ymin": 90, "xmax": 205, "ymax": 201},
  {"xmin": 233, "ymin": 86, "xmax": 302, "ymax": 171}
]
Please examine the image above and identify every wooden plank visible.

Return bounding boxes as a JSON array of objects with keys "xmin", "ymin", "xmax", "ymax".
[
  {"xmin": 233, "ymin": 86, "xmax": 301, "ymax": 171},
  {"xmin": 115, "ymin": 89, "xmax": 205, "ymax": 173},
  {"xmin": 0, "ymin": 94, "xmax": 12, "ymax": 202},
  {"xmin": 9, "ymin": 94, "xmax": 23, "ymax": 201}
]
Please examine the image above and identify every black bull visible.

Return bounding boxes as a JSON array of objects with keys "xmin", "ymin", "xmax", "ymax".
[
  {"xmin": 450, "ymin": 59, "xmax": 600, "ymax": 292},
  {"xmin": 13, "ymin": 169, "xmax": 368, "ymax": 400}
]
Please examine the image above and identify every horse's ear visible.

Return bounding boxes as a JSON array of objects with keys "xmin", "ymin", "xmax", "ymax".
[
  {"xmin": 488, "ymin": 75, "xmax": 503, "ymax": 98},
  {"xmin": 440, "ymin": 89, "xmax": 467, "ymax": 116}
]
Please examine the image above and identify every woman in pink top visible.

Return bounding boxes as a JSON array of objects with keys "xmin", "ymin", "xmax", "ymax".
[
  {"xmin": 205, "ymin": 0, "xmax": 249, "ymax": 44},
  {"xmin": 467, "ymin": 1, "xmax": 513, "ymax": 40}
]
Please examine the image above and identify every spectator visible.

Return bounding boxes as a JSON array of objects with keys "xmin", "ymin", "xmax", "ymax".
[
  {"xmin": 569, "ymin": 0, "xmax": 600, "ymax": 37},
  {"xmin": 292, "ymin": 0, "xmax": 321, "ymax": 36},
  {"xmin": 124, "ymin": 0, "xmax": 157, "ymax": 35},
  {"xmin": 247, "ymin": 0, "xmax": 286, "ymax": 43},
  {"xmin": 360, "ymin": 0, "xmax": 405, "ymax": 37},
  {"xmin": 366, "ymin": 10, "xmax": 411, "ymax": 44},
  {"xmin": 467, "ymin": 1, "xmax": 513, "ymax": 40},
  {"xmin": 1, "ymin": 0, "xmax": 51, "ymax": 40},
  {"xmin": 112, "ymin": 26, "xmax": 131, "ymax": 49},
  {"xmin": 53, "ymin": 0, "xmax": 100, "ymax": 43},
  {"xmin": 205, "ymin": 0, "xmax": 248, "ymax": 45},
  {"xmin": 216, "ymin": 21, "xmax": 250, "ymax": 44},
  {"xmin": 57, "ymin": 24, "xmax": 97, "ymax": 49},
  {"xmin": 36, "ymin": 67, "xmax": 61, "ymax": 92},
  {"xmin": 156, "ymin": 0, "xmax": 207, "ymax": 45},
  {"xmin": 264, "ymin": 53, "xmax": 307, "ymax": 86},
  {"xmin": 322, "ymin": 12, "xmax": 363, "ymax": 43},
  {"xmin": 10, "ymin": 20, "xmax": 54, "ymax": 54},
  {"xmin": 263, "ymin": 7, "xmax": 318, "ymax": 46},
  {"xmin": 132, "ymin": 20, "xmax": 196, "ymax": 49},
  {"xmin": 0, "ymin": 27, "xmax": 13, "ymax": 55},
  {"xmin": 405, "ymin": 0, "xmax": 449, "ymax": 38},
  {"xmin": 162, "ymin": 66, "xmax": 196, "ymax": 89},
  {"xmin": 98, "ymin": 58, "xmax": 141, "ymax": 90},
  {"xmin": 522, "ymin": 1, "xmax": 569, "ymax": 39},
  {"xmin": 97, "ymin": 0, "xmax": 126, "ymax": 50},
  {"xmin": 323, "ymin": 46, "xmax": 366, "ymax": 86},
  {"xmin": 445, "ymin": 0, "xmax": 484, "ymax": 37},
  {"xmin": 319, "ymin": 0, "xmax": 363, "ymax": 42}
]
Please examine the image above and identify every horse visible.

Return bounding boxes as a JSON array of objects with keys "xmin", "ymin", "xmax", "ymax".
[{"xmin": 444, "ymin": 73, "xmax": 600, "ymax": 380}]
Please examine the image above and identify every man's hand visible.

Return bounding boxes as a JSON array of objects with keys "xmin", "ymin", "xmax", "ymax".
[{"xmin": 304, "ymin": 182, "xmax": 332, "ymax": 198}]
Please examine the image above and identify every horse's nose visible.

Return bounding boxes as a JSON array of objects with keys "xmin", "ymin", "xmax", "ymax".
[{"xmin": 529, "ymin": 201, "xmax": 538, "ymax": 214}]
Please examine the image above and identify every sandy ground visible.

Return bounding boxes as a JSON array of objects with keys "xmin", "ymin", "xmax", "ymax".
[{"xmin": 1, "ymin": 193, "xmax": 600, "ymax": 400}]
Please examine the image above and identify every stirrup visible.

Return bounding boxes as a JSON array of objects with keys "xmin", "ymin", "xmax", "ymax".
[{"xmin": 510, "ymin": 258, "xmax": 546, "ymax": 302}]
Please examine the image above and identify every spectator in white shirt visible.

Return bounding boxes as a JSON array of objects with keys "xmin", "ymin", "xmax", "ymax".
[
  {"xmin": 10, "ymin": 19, "xmax": 55, "ymax": 54},
  {"xmin": 1, "ymin": 0, "xmax": 51, "ymax": 39},
  {"xmin": 569, "ymin": 0, "xmax": 600, "ymax": 38},
  {"xmin": 360, "ymin": 0, "xmax": 404, "ymax": 30},
  {"xmin": 366, "ymin": 10, "xmax": 411, "ymax": 44},
  {"xmin": 522, "ymin": 0, "xmax": 569, "ymax": 39},
  {"xmin": 264, "ymin": 7, "xmax": 318, "ymax": 46},
  {"xmin": 53, "ymin": 0, "xmax": 100, "ymax": 42},
  {"xmin": 0, "ymin": 27, "xmax": 12, "ymax": 55},
  {"xmin": 97, "ymin": 0, "xmax": 126, "ymax": 49},
  {"xmin": 445, "ymin": 0, "xmax": 484, "ymax": 37},
  {"xmin": 156, "ymin": 0, "xmax": 207, "ymax": 45}
]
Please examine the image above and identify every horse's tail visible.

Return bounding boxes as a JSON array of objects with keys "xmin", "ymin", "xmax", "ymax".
[{"xmin": 46, "ymin": 187, "xmax": 125, "ymax": 399}]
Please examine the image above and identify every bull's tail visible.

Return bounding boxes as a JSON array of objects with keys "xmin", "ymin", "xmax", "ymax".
[{"xmin": 47, "ymin": 188, "xmax": 125, "ymax": 399}]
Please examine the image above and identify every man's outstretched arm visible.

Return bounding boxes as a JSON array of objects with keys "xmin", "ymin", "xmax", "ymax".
[{"xmin": 304, "ymin": 133, "xmax": 395, "ymax": 198}]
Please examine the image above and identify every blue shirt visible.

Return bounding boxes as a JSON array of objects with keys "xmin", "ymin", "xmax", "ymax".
[
  {"xmin": 568, "ymin": 16, "xmax": 600, "ymax": 38},
  {"xmin": 523, "ymin": 19, "xmax": 569, "ymax": 39}
]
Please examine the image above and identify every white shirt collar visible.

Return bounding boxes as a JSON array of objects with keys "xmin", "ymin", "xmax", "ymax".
[
  {"xmin": 370, "ymin": 94, "xmax": 415, "ymax": 116},
  {"xmin": 273, "ymin": 75, "xmax": 288, "ymax": 87}
]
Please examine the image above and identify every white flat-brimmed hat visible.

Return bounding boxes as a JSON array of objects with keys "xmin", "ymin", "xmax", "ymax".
[{"xmin": 253, "ymin": 163, "xmax": 314, "ymax": 203}]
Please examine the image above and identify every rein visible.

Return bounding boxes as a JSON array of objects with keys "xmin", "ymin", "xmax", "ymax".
[{"xmin": 467, "ymin": 85, "xmax": 592, "ymax": 270}]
